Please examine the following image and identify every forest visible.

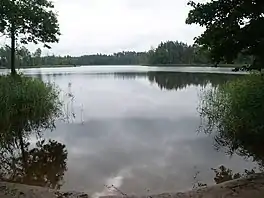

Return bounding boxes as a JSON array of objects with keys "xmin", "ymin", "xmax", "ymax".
[
  {"xmin": 0, "ymin": 41, "xmax": 253, "ymax": 68},
  {"xmin": 0, "ymin": 45, "xmax": 147, "ymax": 68}
]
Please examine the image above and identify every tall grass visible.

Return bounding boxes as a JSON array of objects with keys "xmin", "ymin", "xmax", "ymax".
[{"xmin": 0, "ymin": 74, "xmax": 62, "ymax": 148}]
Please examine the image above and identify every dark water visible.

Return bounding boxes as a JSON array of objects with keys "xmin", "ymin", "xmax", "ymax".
[{"xmin": 19, "ymin": 67, "xmax": 255, "ymax": 195}]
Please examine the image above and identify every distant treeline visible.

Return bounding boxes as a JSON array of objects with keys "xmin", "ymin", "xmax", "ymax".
[
  {"xmin": 147, "ymin": 41, "xmax": 253, "ymax": 66},
  {"xmin": 0, "ymin": 46, "xmax": 147, "ymax": 67},
  {"xmin": 0, "ymin": 41, "xmax": 253, "ymax": 68}
]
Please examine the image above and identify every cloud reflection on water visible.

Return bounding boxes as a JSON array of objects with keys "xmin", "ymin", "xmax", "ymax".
[{"xmin": 37, "ymin": 69, "xmax": 254, "ymax": 194}]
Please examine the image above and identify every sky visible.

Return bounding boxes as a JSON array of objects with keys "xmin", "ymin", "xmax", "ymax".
[{"xmin": 0, "ymin": 0, "xmax": 204, "ymax": 56}]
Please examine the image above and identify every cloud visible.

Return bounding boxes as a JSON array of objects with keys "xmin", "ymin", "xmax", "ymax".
[{"xmin": 0, "ymin": 0, "xmax": 203, "ymax": 56}]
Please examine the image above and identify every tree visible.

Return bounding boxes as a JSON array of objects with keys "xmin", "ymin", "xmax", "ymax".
[
  {"xmin": 17, "ymin": 46, "xmax": 32, "ymax": 67},
  {"xmin": 33, "ymin": 48, "xmax": 42, "ymax": 66},
  {"xmin": 146, "ymin": 41, "xmax": 198, "ymax": 65},
  {"xmin": 186, "ymin": 0, "xmax": 264, "ymax": 68},
  {"xmin": 0, "ymin": 45, "xmax": 11, "ymax": 67},
  {"xmin": 0, "ymin": 0, "xmax": 60, "ymax": 74}
]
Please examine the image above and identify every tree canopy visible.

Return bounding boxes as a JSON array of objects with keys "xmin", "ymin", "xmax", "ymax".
[
  {"xmin": 147, "ymin": 41, "xmax": 208, "ymax": 65},
  {"xmin": 0, "ymin": 0, "xmax": 60, "ymax": 73},
  {"xmin": 186, "ymin": 0, "xmax": 264, "ymax": 68},
  {"xmin": 0, "ymin": 0, "xmax": 60, "ymax": 46},
  {"xmin": 146, "ymin": 41, "xmax": 252, "ymax": 66}
]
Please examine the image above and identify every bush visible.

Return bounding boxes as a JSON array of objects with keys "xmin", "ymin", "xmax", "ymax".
[
  {"xmin": 199, "ymin": 73, "xmax": 264, "ymax": 163},
  {"xmin": 0, "ymin": 74, "xmax": 62, "ymax": 148}
]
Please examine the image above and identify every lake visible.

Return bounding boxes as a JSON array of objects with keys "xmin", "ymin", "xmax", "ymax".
[{"xmin": 15, "ymin": 66, "xmax": 255, "ymax": 196}]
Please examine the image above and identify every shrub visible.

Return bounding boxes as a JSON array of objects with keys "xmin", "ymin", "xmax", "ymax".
[
  {"xmin": 0, "ymin": 74, "xmax": 62, "ymax": 149},
  {"xmin": 199, "ymin": 73, "xmax": 264, "ymax": 163}
]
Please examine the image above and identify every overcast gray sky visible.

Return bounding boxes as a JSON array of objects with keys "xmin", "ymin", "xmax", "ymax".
[{"xmin": 1, "ymin": 0, "xmax": 204, "ymax": 56}]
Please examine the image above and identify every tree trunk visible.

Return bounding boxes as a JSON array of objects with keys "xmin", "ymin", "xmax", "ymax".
[{"xmin": 10, "ymin": 23, "xmax": 16, "ymax": 75}]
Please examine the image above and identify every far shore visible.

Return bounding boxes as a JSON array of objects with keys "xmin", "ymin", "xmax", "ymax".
[
  {"xmin": 21, "ymin": 64, "xmax": 76, "ymax": 68},
  {"xmin": 0, "ymin": 64, "xmax": 247, "ymax": 69},
  {"xmin": 141, "ymin": 63, "xmax": 247, "ymax": 68},
  {"xmin": 0, "ymin": 65, "xmax": 75, "ymax": 69}
]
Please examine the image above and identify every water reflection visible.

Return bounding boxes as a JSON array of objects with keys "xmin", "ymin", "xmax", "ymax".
[
  {"xmin": 112, "ymin": 72, "xmax": 241, "ymax": 90},
  {"xmin": 0, "ymin": 139, "xmax": 68, "ymax": 189},
  {"xmin": 147, "ymin": 72, "xmax": 241, "ymax": 90},
  {"xmin": 31, "ymin": 71, "xmax": 243, "ymax": 91},
  {"xmin": 26, "ymin": 70, "xmax": 251, "ymax": 195}
]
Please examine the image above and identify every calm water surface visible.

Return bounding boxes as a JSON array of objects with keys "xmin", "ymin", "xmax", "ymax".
[{"xmin": 22, "ymin": 66, "xmax": 254, "ymax": 195}]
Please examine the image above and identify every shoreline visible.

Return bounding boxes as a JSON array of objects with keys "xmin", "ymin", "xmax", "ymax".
[
  {"xmin": 1, "ymin": 173, "xmax": 264, "ymax": 198},
  {"xmin": 0, "ymin": 64, "xmax": 247, "ymax": 69},
  {"xmin": 141, "ymin": 64, "xmax": 246, "ymax": 68}
]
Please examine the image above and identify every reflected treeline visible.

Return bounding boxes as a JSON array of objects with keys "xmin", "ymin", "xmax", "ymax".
[
  {"xmin": 33, "ymin": 71, "xmax": 244, "ymax": 91},
  {"xmin": 113, "ymin": 72, "xmax": 243, "ymax": 90},
  {"xmin": 147, "ymin": 72, "xmax": 242, "ymax": 90},
  {"xmin": 0, "ymin": 139, "xmax": 68, "ymax": 189}
]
